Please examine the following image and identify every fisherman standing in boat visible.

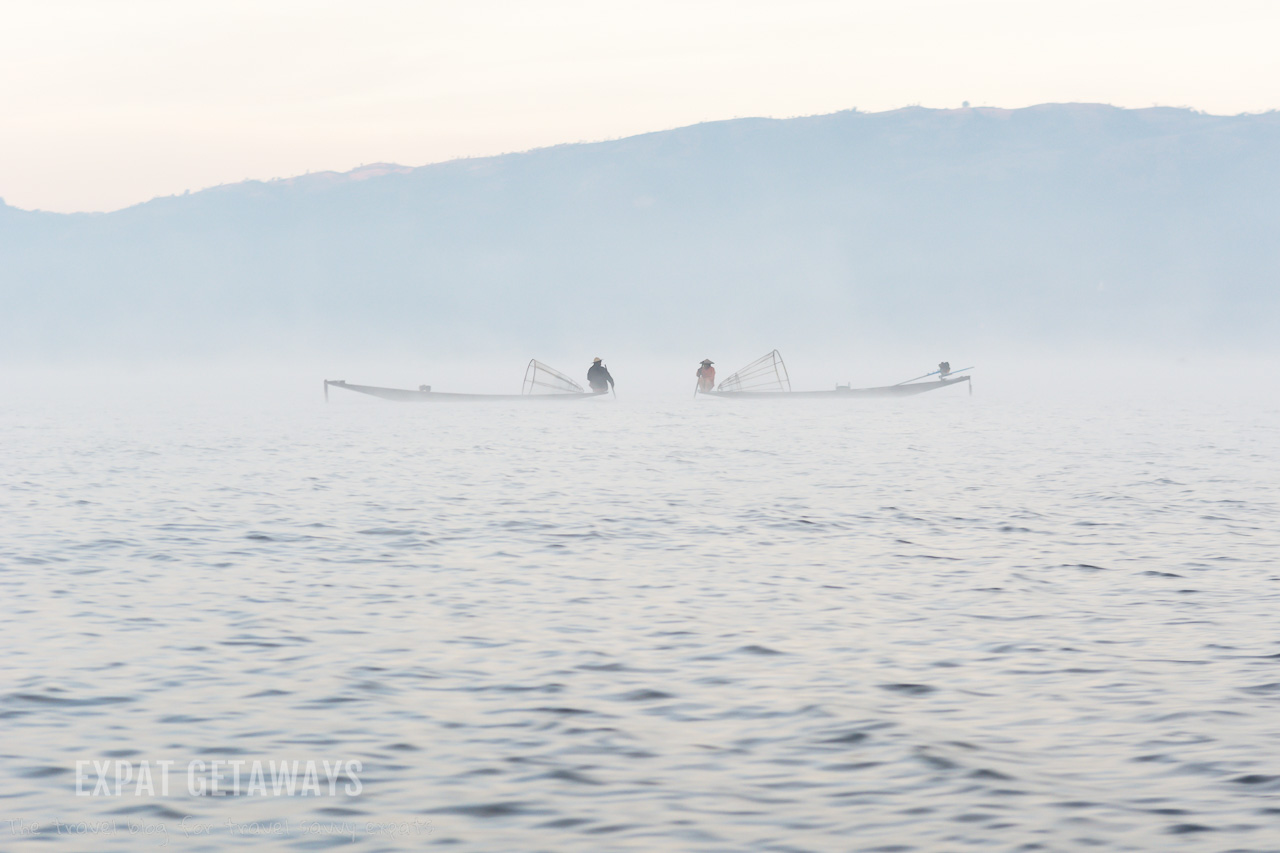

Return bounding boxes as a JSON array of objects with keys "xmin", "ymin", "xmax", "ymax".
[
  {"xmin": 938, "ymin": 361, "xmax": 951, "ymax": 378},
  {"xmin": 587, "ymin": 357, "xmax": 614, "ymax": 394},
  {"xmin": 696, "ymin": 359, "xmax": 716, "ymax": 393}
]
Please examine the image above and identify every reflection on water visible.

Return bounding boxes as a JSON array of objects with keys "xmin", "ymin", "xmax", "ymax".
[{"xmin": 2, "ymin": 394, "xmax": 1279, "ymax": 850}]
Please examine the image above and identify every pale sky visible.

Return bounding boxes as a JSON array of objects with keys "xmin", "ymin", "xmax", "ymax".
[{"xmin": 2, "ymin": 0, "xmax": 1277, "ymax": 212}]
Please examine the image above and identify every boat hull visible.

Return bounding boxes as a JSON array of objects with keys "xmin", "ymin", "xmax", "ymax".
[
  {"xmin": 325, "ymin": 380, "xmax": 600, "ymax": 402},
  {"xmin": 709, "ymin": 375, "xmax": 971, "ymax": 399}
]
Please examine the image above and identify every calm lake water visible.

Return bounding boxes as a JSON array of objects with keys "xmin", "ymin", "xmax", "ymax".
[{"xmin": 3, "ymin": 383, "xmax": 1279, "ymax": 850}]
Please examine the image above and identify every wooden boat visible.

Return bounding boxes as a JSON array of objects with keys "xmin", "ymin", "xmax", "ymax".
[
  {"xmin": 325, "ymin": 360, "xmax": 603, "ymax": 402},
  {"xmin": 702, "ymin": 350, "xmax": 972, "ymax": 399},
  {"xmin": 710, "ymin": 375, "xmax": 971, "ymax": 398}
]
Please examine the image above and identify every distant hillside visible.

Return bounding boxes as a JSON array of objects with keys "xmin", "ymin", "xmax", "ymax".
[{"xmin": 3, "ymin": 104, "xmax": 1279, "ymax": 362}]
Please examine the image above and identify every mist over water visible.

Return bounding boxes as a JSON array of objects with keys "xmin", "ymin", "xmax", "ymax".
[
  {"xmin": 3, "ymin": 368, "xmax": 1278, "ymax": 850},
  {"xmin": 5, "ymin": 39, "xmax": 1280, "ymax": 853}
]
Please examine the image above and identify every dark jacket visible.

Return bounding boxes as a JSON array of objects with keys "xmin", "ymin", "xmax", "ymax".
[{"xmin": 587, "ymin": 363, "xmax": 614, "ymax": 391}]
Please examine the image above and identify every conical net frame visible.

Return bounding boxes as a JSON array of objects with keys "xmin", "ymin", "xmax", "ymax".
[
  {"xmin": 717, "ymin": 350, "xmax": 792, "ymax": 393},
  {"xmin": 522, "ymin": 359, "xmax": 585, "ymax": 395}
]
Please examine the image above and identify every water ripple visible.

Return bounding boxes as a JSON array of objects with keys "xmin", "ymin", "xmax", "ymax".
[{"xmin": 2, "ymin": 397, "xmax": 1279, "ymax": 850}]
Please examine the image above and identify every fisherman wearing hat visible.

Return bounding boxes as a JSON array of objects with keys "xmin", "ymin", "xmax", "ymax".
[
  {"xmin": 587, "ymin": 357, "xmax": 614, "ymax": 394},
  {"xmin": 696, "ymin": 359, "xmax": 716, "ymax": 393}
]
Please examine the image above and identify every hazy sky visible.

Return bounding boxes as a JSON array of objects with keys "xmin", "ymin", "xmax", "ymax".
[{"xmin": 3, "ymin": 0, "xmax": 1277, "ymax": 212}]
